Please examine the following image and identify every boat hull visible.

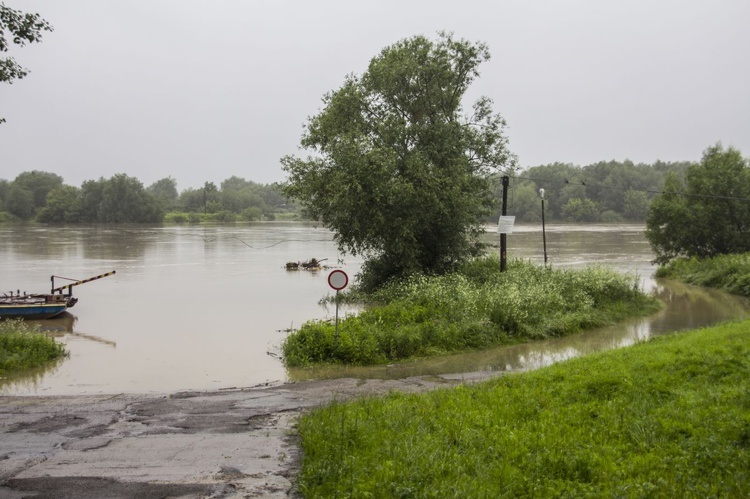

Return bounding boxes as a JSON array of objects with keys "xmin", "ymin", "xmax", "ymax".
[
  {"xmin": 0, "ymin": 303, "xmax": 69, "ymax": 320},
  {"xmin": 0, "ymin": 294, "xmax": 77, "ymax": 321}
]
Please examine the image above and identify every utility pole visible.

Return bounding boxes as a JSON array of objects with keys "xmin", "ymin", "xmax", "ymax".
[
  {"xmin": 540, "ymin": 188, "xmax": 548, "ymax": 265},
  {"xmin": 500, "ymin": 175, "xmax": 509, "ymax": 272}
]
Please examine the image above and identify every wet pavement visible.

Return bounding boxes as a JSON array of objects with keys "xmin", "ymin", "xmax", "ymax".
[{"xmin": 0, "ymin": 373, "xmax": 486, "ymax": 498}]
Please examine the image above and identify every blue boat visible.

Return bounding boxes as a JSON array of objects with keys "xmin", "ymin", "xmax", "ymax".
[
  {"xmin": 0, "ymin": 294, "xmax": 78, "ymax": 320},
  {"xmin": 0, "ymin": 271, "xmax": 116, "ymax": 321}
]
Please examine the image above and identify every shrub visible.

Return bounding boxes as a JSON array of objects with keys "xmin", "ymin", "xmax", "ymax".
[
  {"xmin": 282, "ymin": 257, "xmax": 659, "ymax": 366},
  {"xmin": 0, "ymin": 320, "xmax": 68, "ymax": 375},
  {"xmin": 656, "ymin": 252, "xmax": 750, "ymax": 297},
  {"xmin": 164, "ymin": 212, "xmax": 189, "ymax": 223}
]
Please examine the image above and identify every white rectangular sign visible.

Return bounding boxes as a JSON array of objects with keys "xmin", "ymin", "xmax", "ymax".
[{"xmin": 497, "ymin": 216, "xmax": 516, "ymax": 234}]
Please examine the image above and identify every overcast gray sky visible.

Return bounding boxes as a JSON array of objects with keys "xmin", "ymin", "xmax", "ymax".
[{"xmin": 1, "ymin": 0, "xmax": 748, "ymax": 190}]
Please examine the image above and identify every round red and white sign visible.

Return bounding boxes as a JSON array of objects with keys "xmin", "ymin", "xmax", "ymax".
[{"xmin": 327, "ymin": 269, "xmax": 349, "ymax": 291}]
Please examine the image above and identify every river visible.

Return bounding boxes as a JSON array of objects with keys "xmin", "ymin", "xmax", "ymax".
[{"xmin": 2, "ymin": 223, "xmax": 749, "ymax": 395}]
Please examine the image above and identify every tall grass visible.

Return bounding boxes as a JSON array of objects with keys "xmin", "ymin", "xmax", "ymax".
[
  {"xmin": 0, "ymin": 320, "xmax": 68, "ymax": 375},
  {"xmin": 282, "ymin": 257, "xmax": 659, "ymax": 366},
  {"xmin": 296, "ymin": 320, "xmax": 750, "ymax": 497},
  {"xmin": 656, "ymin": 253, "xmax": 750, "ymax": 297}
]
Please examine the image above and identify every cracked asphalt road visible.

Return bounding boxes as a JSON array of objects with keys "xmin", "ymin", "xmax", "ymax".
[{"xmin": 1, "ymin": 373, "xmax": 491, "ymax": 498}]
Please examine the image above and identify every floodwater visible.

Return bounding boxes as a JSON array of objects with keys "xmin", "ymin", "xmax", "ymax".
[{"xmin": 1, "ymin": 223, "xmax": 749, "ymax": 395}]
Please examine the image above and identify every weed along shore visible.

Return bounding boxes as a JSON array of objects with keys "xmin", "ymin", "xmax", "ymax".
[{"xmin": 282, "ymin": 258, "xmax": 660, "ymax": 367}]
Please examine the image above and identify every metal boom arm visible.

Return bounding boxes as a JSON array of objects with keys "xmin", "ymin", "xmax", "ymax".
[{"xmin": 51, "ymin": 270, "xmax": 116, "ymax": 294}]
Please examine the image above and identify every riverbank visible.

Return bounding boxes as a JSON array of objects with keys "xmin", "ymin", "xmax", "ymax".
[
  {"xmin": 3, "ymin": 319, "xmax": 748, "ymax": 497},
  {"xmin": 0, "ymin": 373, "xmax": 493, "ymax": 498},
  {"xmin": 656, "ymin": 252, "xmax": 750, "ymax": 297},
  {"xmin": 295, "ymin": 319, "xmax": 750, "ymax": 497}
]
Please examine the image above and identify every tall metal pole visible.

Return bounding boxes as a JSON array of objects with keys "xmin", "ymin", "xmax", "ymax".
[
  {"xmin": 540, "ymin": 189, "xmax": 548, "ymax": 265},
  {"xmin": 500, "ymin": 175, "xmax": 509, "ymax": 272}
]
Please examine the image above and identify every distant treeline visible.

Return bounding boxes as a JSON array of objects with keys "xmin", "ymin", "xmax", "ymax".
[
  {"xmin": 490, "ymin": 159, "xmax": 694, "ymax": 223},
  {"xmin": 1, "ymin": 159, "xmax": 693, "ymax": 224},
  {"xmin": 0, "ymin": 173, "xmax": 299, "ymax": 223}
]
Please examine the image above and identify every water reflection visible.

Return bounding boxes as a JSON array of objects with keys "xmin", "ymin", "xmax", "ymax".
[
  {"xmin": 28, "ymin": 312, "xmax": 77, "ymax": 333},
  {"xmin": 0, "ymin": 356, "xmax": 66, "ymax": 394}
]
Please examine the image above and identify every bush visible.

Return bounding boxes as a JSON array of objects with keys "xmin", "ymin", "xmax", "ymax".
[
  {"xmin": 282, "ymin": 257, "xmax": 659, "ymax": 366},
  {"xmin": 0, "ymin": 212, "xmax": 16, "ymax": 223},
  {"xmin": 0, "ymin": 320, "xmax": 68, "ymax": 375},
  {"xmin": 208, "ymin": 210, "xmax": 237, "ymax": 222},
  {"xmin": 164, "ymin": 212, "xmax": 189, "ymax": 223},
  {"xmin": 241, "ymin": 207, "xmax": 263, "ymax": 221},
  {"xmin": 600, "ymin": 210, "xmax": 624, "ymax": 223},
  {"xmin": 656, "ymin": 253, "xmax": 750, "ymax": 297}
]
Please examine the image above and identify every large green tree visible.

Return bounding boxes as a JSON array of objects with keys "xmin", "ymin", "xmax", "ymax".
[
  {"xmin": 281, "ymin": 32, "xmax": 514, "ymax": 289},
  {"xmin": 2, "ymin": 170, "xmax": 61, "ymax": 219},
  {"xmin": 36, "ymin": 184, "xmax": 81, "ymax": 223},
  {"xmin": 147, "ymin": 176, "xmax": 179, "ymax": 210},
  {"xmin": 0, "ymin": 2, "xmax": 53, "ymax": 123},
  {"xmin": 99, "ymin": 174, "xmax": 163, "ymax": 223},
  {"xmin": 12, "ymin": 170, "xmax": 62, "ymax": 207},
  {"xmin": 76, "ymin": 174, "xmax": 163, "ymax": 223},
  {"xmin": 646, "ymin": 144, "xmax": 750, "ymax": 264}
]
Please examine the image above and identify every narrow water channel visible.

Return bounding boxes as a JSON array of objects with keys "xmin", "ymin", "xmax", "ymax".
[{"xmin": 1, "ymin": 223, "xmax": 749, "ymax": 395}]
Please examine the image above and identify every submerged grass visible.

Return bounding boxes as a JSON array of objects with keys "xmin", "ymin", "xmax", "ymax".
[
  {"xmin": 0, "ymin": 320, "xmax": 68, "ymax": 375},
  {"xmin": 282, "ymin": 257, "xmax": 660, "ymax": 366},
  {"xmin": 656, "ymin": 252, "xmax": 750, "ymax": 297},
  {"xmin": 296, "ymin": 320, "xmax": 750, "ymax": 497}
]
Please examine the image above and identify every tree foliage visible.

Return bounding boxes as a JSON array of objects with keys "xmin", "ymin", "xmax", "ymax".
[
  {"xmin": 645, "ymin": 144, "xmax": 750, "ymax": 264},
  {"xmin": 0, "ymin": 2, "xmax": 53, "ymax": 123},
  {"xmin": 36, "ymin": 185, "xmax": 81, "ymax": 223},
  {"xmin": 500, "ymin": 160, "xmax": 693, "ymax": 223},
  {"xmin": 36, "ymin": 174, "xmax": 163, "ymax": 223},
  {"xmin": 281, "ymin": 32, "xmax": 513, "ymax": 290},
  {"xmin": 147, "ymin": 177, "xmax": 179, "ymax": 210},
  {"xmin": 561, "ymin": 198, "xmax": 599, "ymax": 222},
  {"xmin": 2, "ymin": 170, "xmax": 61, "ymax": 218}
]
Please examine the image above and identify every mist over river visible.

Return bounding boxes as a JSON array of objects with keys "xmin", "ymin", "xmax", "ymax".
[{"xmin": 2, "ymin": 223, "xmax": 749, "ymax": 395}]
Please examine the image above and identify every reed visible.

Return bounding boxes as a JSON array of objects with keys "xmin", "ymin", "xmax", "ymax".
[{"xmin": 0, "ymin": 320, "xmax": 68, "ymax": 375}]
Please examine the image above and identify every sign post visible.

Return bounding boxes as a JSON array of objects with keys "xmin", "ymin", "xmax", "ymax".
[
  {"xmin": 497, "ymin": 214, "xmax": 515, "ymax": 272},
  {"xmin": 327, "ymin": 269, "xmax": 349, "ymax": 342}
]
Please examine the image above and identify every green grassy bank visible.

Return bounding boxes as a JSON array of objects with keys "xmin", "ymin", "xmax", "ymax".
[
  {"xmin": 0, "ymin": 320, "xmax": 68, "ymax": 376},
  {"xmin": 296, "ymin": 320, "xmax": 750, "ymax": 497},
  {"xmin": 283, "ymin": 258, "xmax": 660, "ymax": 366},
  {"xmin": 656, "ymin": 252, "xmax": 750, "ymax": 297}
]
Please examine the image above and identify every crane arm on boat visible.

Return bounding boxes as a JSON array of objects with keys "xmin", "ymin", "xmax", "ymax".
[{"xmin": 51, "ymin": 270, "xmax": 117, "ymax": 294}]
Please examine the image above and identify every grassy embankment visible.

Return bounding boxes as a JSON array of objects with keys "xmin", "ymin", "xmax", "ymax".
[
  {"xmin": 283, "ymin": 257, "xmax": 660, "ymax": 366},
  {"xmin": 656, "ymin": 252, "xmax": 750, "ymax": 297},
  {"xmin": 0, "ymin": 320, "xmax": 68, "ymax": 376},
  {"xmin": 296, "ymin": 320, "xmax": 750, "ymax": 497}
]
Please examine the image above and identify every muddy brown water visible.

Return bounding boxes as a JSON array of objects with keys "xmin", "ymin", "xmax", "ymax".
[{"xmin": 2, "ymin": 223, "xmax": 749, "ymax": 395}]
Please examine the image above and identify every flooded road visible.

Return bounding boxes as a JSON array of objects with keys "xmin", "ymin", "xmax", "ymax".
[{"xmin": 2, "ymin": 223, "xmax": 749, "ymax": 395}]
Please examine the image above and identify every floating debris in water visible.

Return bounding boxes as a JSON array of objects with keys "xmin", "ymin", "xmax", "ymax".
[{"xmin": 285, "ymin": 258, "xmax": 328, "ymax": 271}]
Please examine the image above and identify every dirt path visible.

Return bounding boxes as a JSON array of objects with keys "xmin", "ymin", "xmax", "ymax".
[{"xmin": 0, "ymin": 372, "xmax": 496, "ymax": 498}]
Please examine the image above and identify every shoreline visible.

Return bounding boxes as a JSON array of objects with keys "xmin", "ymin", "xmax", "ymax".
[{"xmin": 0, "ymin": 372, "xmax": 498, "ymax": 498}]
